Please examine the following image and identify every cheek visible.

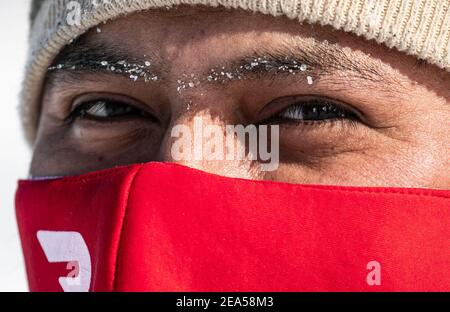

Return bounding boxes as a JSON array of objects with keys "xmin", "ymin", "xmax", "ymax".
[
  {"xmin": 397, "ymin": 108, "xmax": 450, "ymax": 187},
  {"xmin": 30, "ymin": 123, "xmax": 163, "ymax": 177},
  {"xmin": 268, "ymin": 132, "xmax": 448, "ymax": 188},
  {"xmin": 30, "ymin": 130, "xmax": 76, "ymax": 177},
  {"xmin": 70, "ymin": 123, "xmax": 159, "ymax": 153}
]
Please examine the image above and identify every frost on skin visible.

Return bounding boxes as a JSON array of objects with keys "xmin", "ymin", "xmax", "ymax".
[
  {"xmin": 48, "ymin": 58, "xmax": 159, "ymax": 83},
  {"xmin": 46, "ymin": 24, "xmax": 321, "ymax": 93},
  {"xmin": 203, "ymin": 56, "xmax": 311, "ymax": 86},
  {"xmin": 48, "ymin": 54, "xmax": 313, "ymax": 93}
]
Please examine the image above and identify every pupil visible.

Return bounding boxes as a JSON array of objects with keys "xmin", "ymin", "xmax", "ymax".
[{"xmin": 302, "ymin": 104, "xmax": 345, "ymax": 120}]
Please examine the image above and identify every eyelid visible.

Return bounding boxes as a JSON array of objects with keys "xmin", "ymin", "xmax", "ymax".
[{"xmin": 69, "ymin": 92, "xmax": 161, "ymax": 122}]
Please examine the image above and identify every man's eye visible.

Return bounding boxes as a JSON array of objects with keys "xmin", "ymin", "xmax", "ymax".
[
  {"xmin": 71, "ymin": 99, "xmax": 146, "ymax": 121},
  {"xmin": 276, "ymin": 98, "xmax": 358, "ymax": 122}
]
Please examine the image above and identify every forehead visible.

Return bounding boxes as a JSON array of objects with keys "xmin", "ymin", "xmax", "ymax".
[{"xmin": 85, "ymin": 6, "xmax": 325, "ymax": 66}]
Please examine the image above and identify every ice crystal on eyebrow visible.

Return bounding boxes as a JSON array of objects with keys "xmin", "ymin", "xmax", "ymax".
[
  {"xmin": 96, "ymin": 27, "xmax": 102, "ymax": 33},
  {"xmin": 202, "ymin": 56, "xmax": 311, "ymax": 85},
  {"xmin": 186, "ymin": 100, "xmax": 193, "ymax": 111},
  {"xmin": 47, "ymin": 58, "xmax": 160, "ymax": 83},
  {"xmin": 47, "ymin": 64, "xmax": 64, "ymax": 70},
  {"xmin": 204, "ymin": 68, "xmax": 237, "ymax": 84},
  {"xmin": 175, "ymin": 73, "xmax": 202, "ymax": 94},
  {"xmin": 307, "ymin": 76, "xmax": 314, "ymax": 85}
]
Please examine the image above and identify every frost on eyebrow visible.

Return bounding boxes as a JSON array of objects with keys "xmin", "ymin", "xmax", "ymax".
[
  {"xmin": 46, "ymin": 33, "xmax": 396, "ymax": 96},
  {"xmin": 47, "ymin": 53, "xmax": 316, "ymax": 96},
  {"xmin": 173, "ymin": 37, "xmax": 395, "ymax": 93},
  {"xmin": 175, "ymin": 56, "xmax": 313, "ymax": 94},
  {"xmin": 205, "ymin": 56, "xmax": 309, "ymax": 82},
  {"xmin": 46, "ymin": 37, "xmax": 162, "ymax": 84},
  {"xmin": 48, "ymin": 58, "xmax": 159, "ymax": 83}
]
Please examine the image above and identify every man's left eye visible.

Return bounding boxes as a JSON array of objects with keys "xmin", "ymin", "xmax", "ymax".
[{"xmin": 275, "ymin": 98, "xmax": 358, "ymax": 122}]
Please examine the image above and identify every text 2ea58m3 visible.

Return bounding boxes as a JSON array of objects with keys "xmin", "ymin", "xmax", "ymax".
[{"xmin": 220, "ymin": 296, "xmax": 274, "ymax": 307}]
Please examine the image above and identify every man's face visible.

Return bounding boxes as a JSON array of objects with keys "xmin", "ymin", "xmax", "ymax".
[{"xmin": 31, "ymin": 6, "xmax": 450, "ymax": 188}]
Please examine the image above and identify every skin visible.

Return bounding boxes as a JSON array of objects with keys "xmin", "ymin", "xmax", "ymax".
[{"xmin": 30, "ymin": 6, "xmax": 450, "ymax": 188}]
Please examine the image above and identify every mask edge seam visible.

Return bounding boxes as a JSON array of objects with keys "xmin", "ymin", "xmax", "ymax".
[{"xmin": 109, "ymin": 164, "xmax": 145, "ymax": 292}]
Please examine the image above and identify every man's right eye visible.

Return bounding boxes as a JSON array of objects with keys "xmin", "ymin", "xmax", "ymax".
[{"xmin": 70, "ymin": 99, "xmax": 149, "ymax": 121}]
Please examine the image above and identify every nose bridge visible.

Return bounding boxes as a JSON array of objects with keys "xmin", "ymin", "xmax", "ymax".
[{"xmin": 157, "ymin": 108, "xmax": 260, "ymax": 180}]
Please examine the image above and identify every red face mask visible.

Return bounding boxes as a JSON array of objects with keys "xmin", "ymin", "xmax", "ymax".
[{"xmin": 15, "ymin": 162, "xmax": 450, "ymax": 292}]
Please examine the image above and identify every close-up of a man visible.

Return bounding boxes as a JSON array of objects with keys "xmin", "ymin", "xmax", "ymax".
[{"xmin": 13, "ymin": 0, "xmax": 449, "ymax": 292}]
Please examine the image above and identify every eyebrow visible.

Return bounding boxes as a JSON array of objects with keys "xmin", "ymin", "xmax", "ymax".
[
  {"xmin": 47, "ymin": 39, "xmax": 164, "ymax": 84},
  {"xmin": 46, "ymin": 36, "xmax": 392, "ymax": 90}
]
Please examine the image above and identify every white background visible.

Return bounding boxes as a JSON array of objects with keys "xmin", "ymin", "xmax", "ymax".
[{"xmin": 0, "ymin": 0, "xmax": 32, "ymax": 291}]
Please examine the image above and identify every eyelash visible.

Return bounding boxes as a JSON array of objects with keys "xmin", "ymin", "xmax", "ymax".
[
  {"xmin": 272, "ymin": 98, "xmax": 359, "ymax": 124},
  {"xmin": 69, "ymin": 98, "xmax": 151, "ymax": 122}
]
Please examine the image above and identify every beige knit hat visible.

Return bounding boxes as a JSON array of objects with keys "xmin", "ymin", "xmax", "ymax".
[{"xmin": 24, "ymin": 0, "xmax": 450, "ymax": 144}]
